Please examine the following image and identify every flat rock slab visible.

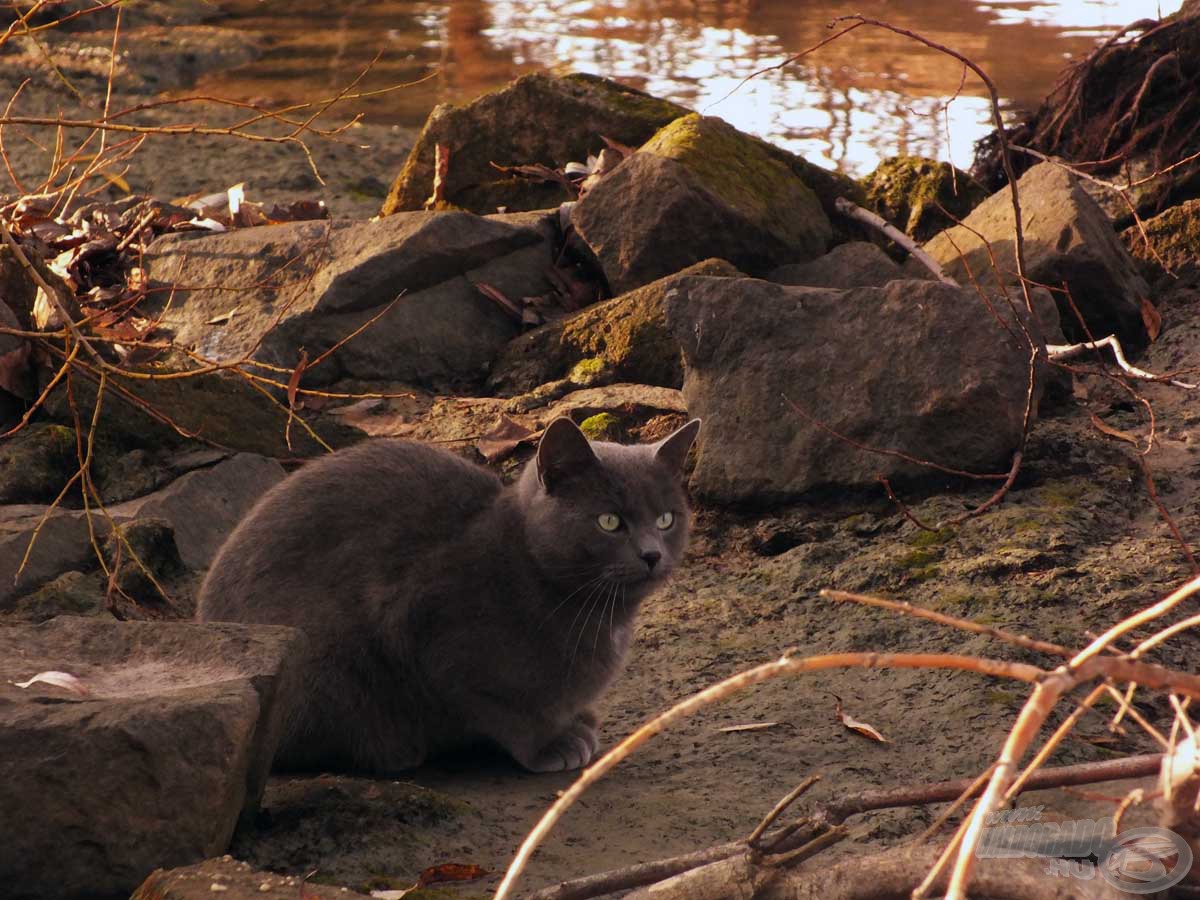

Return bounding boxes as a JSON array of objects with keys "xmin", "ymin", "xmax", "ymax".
[
  {"xmin": 134, "ymin": 856, "xmax": 371, "ymax": 900},
  {"xmin": 0, "ymin": 617, "xmax": 306, "ymax": 900},
  {"xmin": 143, "ymin": 210, "xmax": 543, "ymax": 389},
  {"xmin": 667, "ymin": 276, "xmax": 1058, "ymax": 505},
  {"xmin": 1, "ymin": 453, "xmax": 284, "ymax": 605}
]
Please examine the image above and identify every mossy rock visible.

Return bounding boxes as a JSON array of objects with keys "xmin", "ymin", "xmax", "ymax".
[
  {"xmin": 381, "ymin": 73, "xmax": 689, "ymax": 216},
  {"xmin": 103, "ymin": 518, "xmax": 184, "ymax": 607},
  {"xmin": 0, "ymin": 422, "xmax": 87, "ymax": 504},
  {"xmin": 862, "ymin": 156, "xmax": 988, "ymax": 242},
  {"xmin": 487, "ymin": 258, "xmax": 741, "ymax": 396},
  {"xmin": 1121, "ymin": 197, "xmax": 1200, "ymax": 277},
  {"xmin": 638, "ymin": 114, "xmax": 831, "ymax": 264},
  {"xmin": 4, "ymin": 570, "xmax": 107, "ymax": 623},
  {"xmin": 643, "ymin": 114, "xmax": 830, "ymax": 254}
]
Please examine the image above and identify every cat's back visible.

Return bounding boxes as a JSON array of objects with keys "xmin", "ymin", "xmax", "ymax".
[{"xmin": 198, "ymin": 439, "xmax": 501, "ymax": 620}]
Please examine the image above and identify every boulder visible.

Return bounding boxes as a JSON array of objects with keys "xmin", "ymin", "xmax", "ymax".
[
  {"xmin": 923, "ymin": 162, "xmax": 1151, "ymax": 347},
  {"xmin": 0, "ymin": 616, "xmax": 306, "ymax": 900},
  {"xmin": 142, "ymin": 210, "xmax": 544, "ymax": 390},
  {"xmin": 1, "ymin": 453, "xmax": 284, "ymax": 605},
  {"xmin": 769, "ymin": 242, "xmax": 901, "ymax": 289},
  {"xmin": 381, "ymin": 73, "xmax": 688, "ymax": 215},
  {"xmin": 487, "ymin": 258, "xmax": 741, "ymax": 396},
  {"xmin": 572, "ymin": 115, "xmax": 830, "ymax": 294},
  {"xmin": 862, "ymin": 156, "xmax": 988, "ymax": 241},
  {"xmin": 666, "ymin": 277, "xmax": 1059, "ymax": 505}
]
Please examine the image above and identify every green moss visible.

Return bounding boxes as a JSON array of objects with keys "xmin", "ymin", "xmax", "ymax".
[
  {"xmin": 908, "ymin": 527, "xmax": 955, "ymax": 548},
  {"xmin": 568, "ymin": 356, "xmax": 610, "ymax": 386},
  {"xmin": 907, "ymin": 565, "xmax": 941, "ymax": 583},
  {"xmin": 896, "ymin": 547, "xmax": 941, "ymax": 569},
  {"xmin": 579, "ymin": 412, "xmax": 621, "ymax": 441},
  {"xmin": 1123, "ymin": 197, "xmax": 1200, "ymax": 271},
  {"xmin": 1033, "ymin": 481, "xmax": 1089, "ymax": 508},
  {"xmin": 861, "ymin": 156, "xmax": 988, "ymax": 241}
]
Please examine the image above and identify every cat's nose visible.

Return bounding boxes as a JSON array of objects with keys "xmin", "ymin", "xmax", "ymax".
[{"xmin": 640, "ymin": 550, "xmax": 662, "ymax": 571}]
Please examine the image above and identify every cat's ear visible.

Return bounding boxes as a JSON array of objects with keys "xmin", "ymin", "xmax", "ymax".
[
  {"xmin": 537, "ymin": 417, "xmax": 599, "ymax": 491},
  {"xmin": 653, "ymin": 418, "xmax": 701, "ymax": 473}
]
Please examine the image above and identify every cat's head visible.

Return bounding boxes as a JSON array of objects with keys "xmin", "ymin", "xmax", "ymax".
[{"xmin": 518, "ymin": 417, "xmax": 701, "ymax": 601}]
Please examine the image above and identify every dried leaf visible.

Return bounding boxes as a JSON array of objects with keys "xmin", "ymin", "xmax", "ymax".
[
  {"xmin": 417, "ymin": 863, "xmax": 489, "ymax": 887},
  {"xmin": 490, "ymin": 160, "xmax": 576, "ymax": 193},
  {"xmin": 1140, "ymin": 296, "xmax": 1162, "ymax": 342},
  {"xmin": 227, "ymin": 183, "xmax": 245, "ymax": 216},
  {"xmin": 185, "ymin": 216, "xmax": 227, "ymax": 232},
  {"xmin": 265, "ymin": 199, "xmax": 328, "ymax": 223},
  {"xmin": 1087, "ymin": 411, "xmax": 1140, "ymax": 445},
  {"xmin": 475, "ymin": 281, "xmax": 523, "ymax": 323},
  {"xmin": 600, "ymin": 134, "xmax": 636, "ymax": 158},
  {"xmin": 207, "ymin": 307, "xmax": 240, "ymax": 326},
  {"xmin": 0, "ymin": 342, "xmax": 31, "ymax": 399},
  {"xmin": 287, "ymin": 350, "xmax": 309, "ymax": 411},
  {"xmin": 33, "ymin": 287, "xmax": 60, "ymax": 330},
  {"xmin": 12, "ymin": 670, "xmax": 90, "ymax": 696},
  {"xmin": 424, "ymin": 143, "xmax": 450, "ymax": 210},
  {"xmin": 834, "ymin": 696, "xmax": 888, "ymax": 743},
  {"xmin": 476, "ymin": 414, "xmax": 536, "ymax": 463},
  {"xmin": 718, "ymin": 722, "xmax": 780, "ymax": 733},
  {"xmin": 369, "ymin": 891, "xmax": 412, "ymax": 900}
]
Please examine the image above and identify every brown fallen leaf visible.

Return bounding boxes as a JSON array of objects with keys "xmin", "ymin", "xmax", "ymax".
[
  {"xmin": 1140, "ymin": 295, "xmax": 1162, "ymax": 342},
  {"xmin": 285, "ymin": 349, "xmax": 310, "ymax": 452},
  {"xmin": 0, "ymin": 340, "xmax": 31, "ymax": 399},
  {"xmin": 476, "ymin": 414, "xmax": 537, "ymax": 463},
  {"xmin": 475, "ymin": 281, "xmax": 524, "ymax": 323},
  {"xmin": 417, "ymin": 863, "xmax": 490, "ymax": 887},
  {"xmin": 1087, "ymin": 411, "xmax": 1140, "ymax": 446},
  {"xmin": 834, "ymin": 695, "xmax": 888, "ymax": 743},
  {"xmin": 12, "ymin": 670, "xmax": 90, "ymax": 696},
  {"xmin": 600, "ymin": 134, "xmax": 636, "ymax": 158}
]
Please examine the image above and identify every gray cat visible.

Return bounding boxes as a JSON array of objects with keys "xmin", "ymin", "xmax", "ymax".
[{"xmin": 197, "ymin": 416, "xmax": 700, "ymax": 774}]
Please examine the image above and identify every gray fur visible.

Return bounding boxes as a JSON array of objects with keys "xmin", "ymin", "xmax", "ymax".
[{"xmin": 196, "ymin": 417, "xmax": 700, "ymax": 774}]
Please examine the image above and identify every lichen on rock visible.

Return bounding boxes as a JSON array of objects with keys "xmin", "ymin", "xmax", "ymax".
[{"xmin": 862, "ymin": 156, "xmax": 988, "ymax": 242}]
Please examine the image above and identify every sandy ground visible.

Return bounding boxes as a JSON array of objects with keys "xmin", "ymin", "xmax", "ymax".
[{"xmin": 5, "ymin": 7, "xmax": 1200, "ymax": 897}]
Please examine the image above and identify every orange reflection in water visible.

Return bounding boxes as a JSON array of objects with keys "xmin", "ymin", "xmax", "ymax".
[{"xmin": 200, "ymin": 0, "xmax": 1181, "ymax": 174}]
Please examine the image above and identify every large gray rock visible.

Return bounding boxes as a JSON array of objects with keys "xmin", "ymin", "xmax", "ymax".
[
  {"xmin": 666, "ymin": 277, "xmax": 1059, "ymax": 505},
  {"xmin": 572, "ymin": 115, "xmax": 830, "ymax": 295},
  {"xmin": 1, "ymin": 453, "xmax": 284, "ymax": 604},
  {"xmin": 924, "ymin": 162, "xmax": 1151, "ymax": 347},
  {"xmin": 0, "ymin": 616, "xmax": 306, "ymax": 900},
  {"xmin": 143, "ymin": 210, "xmax": 548, "ymax": 389}
]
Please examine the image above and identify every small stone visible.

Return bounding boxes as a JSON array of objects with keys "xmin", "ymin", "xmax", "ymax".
[
  {"xmin": 259, "ymin": 883, "xmax": 272, "ymax": 892},
  {"xmin": 211, "ymin": 884, "xmax": 229, "ymax": 892}
]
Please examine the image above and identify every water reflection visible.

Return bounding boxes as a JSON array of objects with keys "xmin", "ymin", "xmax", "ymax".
[{"xmin": 202, "ymin": 0, "xmax": 1181, "ymax": 174}]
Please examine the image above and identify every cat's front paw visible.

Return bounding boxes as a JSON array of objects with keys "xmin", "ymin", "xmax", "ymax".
[{"xmin": 524, "ymin": 720, "xmax": 598, "ymax": 773}]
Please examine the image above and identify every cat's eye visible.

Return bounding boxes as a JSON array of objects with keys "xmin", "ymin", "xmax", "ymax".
[
  {"xmin": 656, "ymin": 512, "xmax": 675, "ymax": 530},
  {"xmin": 597, "ymin": 513, "xmax": 622, "ymax": 532}
]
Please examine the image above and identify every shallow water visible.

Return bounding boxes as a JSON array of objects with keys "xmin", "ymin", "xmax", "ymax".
[{"xmin": 200, "ymin": 0, "xmax": 1180, "ymax": 175}]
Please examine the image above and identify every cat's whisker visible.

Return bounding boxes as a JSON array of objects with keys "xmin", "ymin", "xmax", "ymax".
[
  {"xmin": 564, "ymin": 578, "xmax": 607, "ymax": 670},
  {"xmin": 568, "ymin": 580, "xmax": 610, "ymax": 677},
  {"xmin": 591, "ymin": 581, "xmax": 616, "ymax": 658},
  {"xmin": 537, "ymin": 574, "xmax": 609, "ymax": 631}
]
